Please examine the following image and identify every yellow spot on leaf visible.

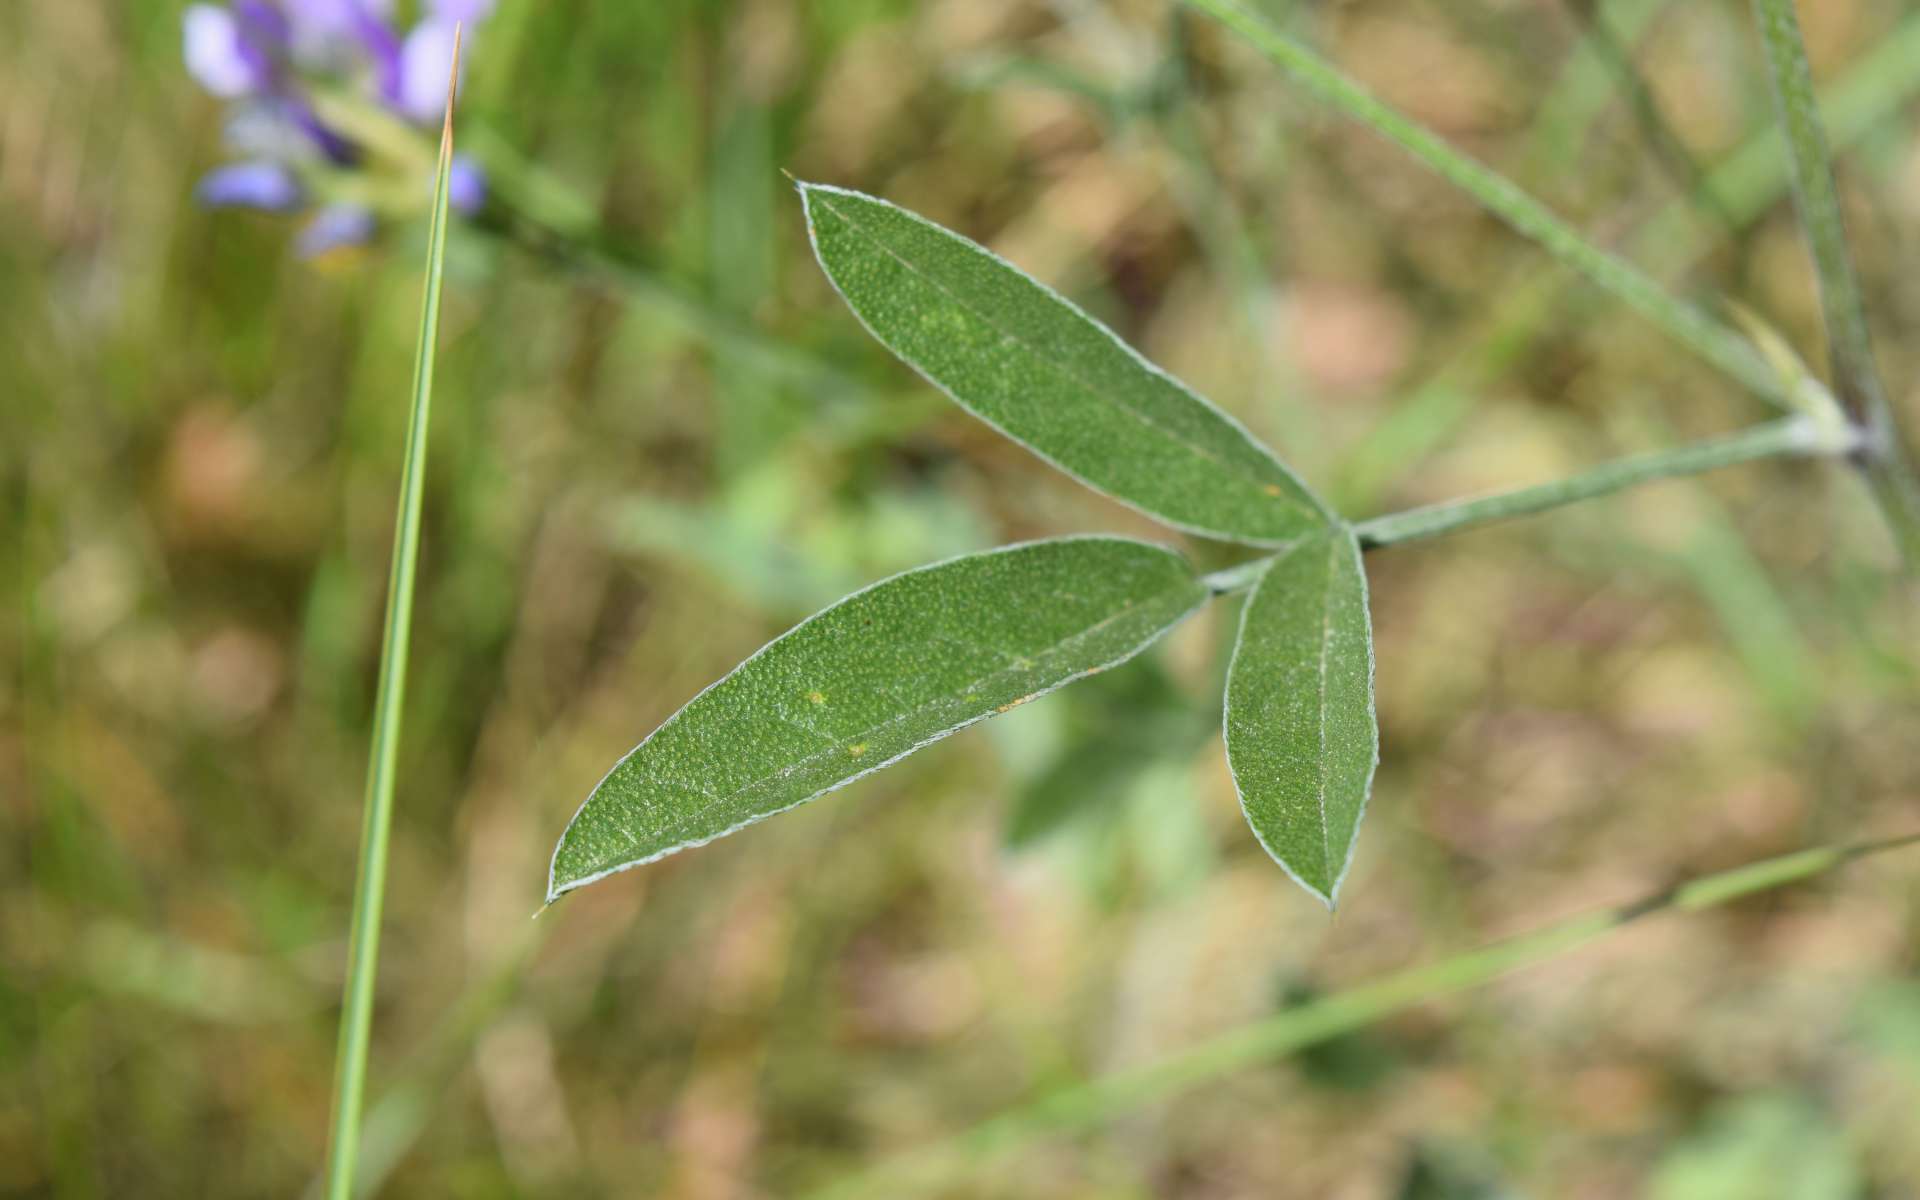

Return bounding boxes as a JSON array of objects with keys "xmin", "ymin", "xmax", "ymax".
[
  {"xmin": 847, "ymin": 742, "xmax": 867, "ymax": 757},
  {"xmin": 807, "ymin": 690, "xmax": 827, "ymax": 705}
]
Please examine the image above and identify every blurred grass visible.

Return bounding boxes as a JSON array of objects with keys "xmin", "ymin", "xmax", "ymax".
[{"xmin": 5, "ymin": 0, "xmax": 1920, "ymax": 1197}]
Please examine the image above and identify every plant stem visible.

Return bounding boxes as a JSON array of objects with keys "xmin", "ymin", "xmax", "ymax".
[
  {"xmin": 320, "ymin": 31, "xmax": 461, "ymax": 1200},
  {"xmin": 1748, "ymin": 0, "xmax": 1920, "ymax": 565},
  {"xmin": 810, "ymin": 829, "xmax": 1920, "ymax": 1199},
  {"xmin": 1183, "ymin": 0, "xmax": 1789, "ymax": 408},
  {"xmin": 1351, "ymin": 416, "xmax": 1832, "ymax": 549},
  {"xmin": 1339, "ymin": 11, "xmax": 1920, "ymax": 513}
]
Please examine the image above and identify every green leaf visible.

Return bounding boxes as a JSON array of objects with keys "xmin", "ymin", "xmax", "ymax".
[
  {"xmin": 1224, "ymin": 528, "xmax": 1377, "ymax": 906},
  {"xmin": 798, "ymin": 182, "xmax": 1332, "ymax": 546},
  {"xmin": 548, "ymin": 537, "xmax": 1210, "ymax": 900}
]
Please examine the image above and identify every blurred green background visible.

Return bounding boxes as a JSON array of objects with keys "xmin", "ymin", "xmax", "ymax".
[{"xmin": 7, "ymin": 0, "xmax": 1920, "ymax": 1195}]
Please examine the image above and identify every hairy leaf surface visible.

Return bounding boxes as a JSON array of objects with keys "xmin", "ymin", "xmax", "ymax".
[
  {"xmin": 1225, "ymin": 529, "xmax": 1377, "ymax": 906},
  {"xmin": 549, "ymin": 537, "xmax": 1210, "ymax": 899},
  {"xmin": 800, "ymin": 182, "xmax": 1331, "ymax": 546}
]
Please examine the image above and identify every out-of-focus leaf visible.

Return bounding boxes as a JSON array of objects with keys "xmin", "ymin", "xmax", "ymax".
[
  {"xmin": 1003, "ymin": 656, "xmax": 1203, "ymax": 849},
  {"xmin": 1006, "ymin": 740, "xmax": 1153, "ymax": 850},
  {"xmin": 1395, "ymin": 1139, "xmax": 1519, "ymax": 1200},
  {"xmin": 548, "ymin": 537, "xmax": 1210, "ymax": 900},
  {"xmin": 798, "ymin": 182, "xmax": 1332, "ymax": 546},
  {"xmin": 1225, "ymin": 528, "xmax": 1377, "ymax": 906},
  {"xmin": 1649, "ymin": 1093, "xmax": 1857, "ymax": 1200}
]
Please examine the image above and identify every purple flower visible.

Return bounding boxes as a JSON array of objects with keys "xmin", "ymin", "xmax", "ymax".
[
  {"xmin": 296, "ymin": 204, "xmax": 377, "ymax": 257},
  {"xmin": 429, "ymin": 0, "xmax": 496, "ymax": 22},
  {"xmin": 281, "ymin": 0, "xmax": 393, "ymax": 52},
  {"xmin": 187, "ymin": 0, "xmax": 494, "ymax": 258},
  {"xmin": 184, "ymin": 4, "xmax": 272, "ymax": 97},
  {"xmin": 197, "ymin": 160, "xmax": 303, "ymax": 210},
  {"xmin": 448, "ymin": 155, "xmax": 486, "ymax": 214},
  {"xmin": 281, "ymin": 0, "xmax": 405, "ymax": 106},
  {"xmin": 396, "ymin": 19, "xmax": 463, "ymax": 122}
]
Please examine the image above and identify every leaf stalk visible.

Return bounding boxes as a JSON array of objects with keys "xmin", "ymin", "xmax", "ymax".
[{"xmin": 1352, "ymin": 416, "xmax": 1838, "ymax": 549}]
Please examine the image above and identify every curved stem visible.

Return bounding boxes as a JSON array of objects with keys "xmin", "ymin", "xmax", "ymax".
[
  {"xmin": 1352, "ymin": 417, "xmax": 1832, "ymax": 549},
  {"xmin": 810, "ymin": 830, "xmax": 1920, "ymax": 1200}
]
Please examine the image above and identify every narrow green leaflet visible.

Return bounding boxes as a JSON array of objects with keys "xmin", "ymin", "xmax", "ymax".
[
  {"xmin": 1225, "ymin": 528, "xmax": 1377, "ymax": 906},
  {"xmin": 548, "ymin": 537, "xmax": 1210, "ymax": 900},
  {"xmin": 799, "ymin": 183, "xmax": 1332, "ymax": 546}
]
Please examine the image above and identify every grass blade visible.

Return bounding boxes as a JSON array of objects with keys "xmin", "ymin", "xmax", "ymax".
[
  {"xmin": 1184, "ymin": 0, "xmax": 1786, "ymax": 408},
  {"xmin": 1561, "ymin": 0, "xmax": 1733, "ymax": 231},
  {"xmin": 1523, "ymin": 0, "xmax": 1671, "ymax": 176},
  {"xmin": 320, "ymin": 27, "xmax": 462, "ymax": 1200}
]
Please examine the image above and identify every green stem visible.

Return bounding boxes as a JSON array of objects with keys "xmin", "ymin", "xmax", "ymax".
[
  {"xmin": 320, "ymin": 39, "xmax": 460, "ymax": 1200},
  {"xmin": 1749, "ymin": 0, "xmax": 1881, "ymax": 425},
  {"xmin": 1351, "ymin": 417, "xmax": 1834, "ymax": 549},
  {"xmin": 1748, "ymin": 0, "xmax": 1920, "ymax": 565},
  {"xmin": 1340, "ymin": 9, "xmax": 1920, "ymax": 513},
  {"xmin": 811, "ymin": 830, "xmax": 1920, "ymax": 1199},
  {"xmin": 1183, "ymin": 0, "xmax": 1788, "ymax": 408}
]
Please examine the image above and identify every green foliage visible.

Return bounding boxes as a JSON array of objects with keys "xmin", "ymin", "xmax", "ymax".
[
  {"xmin": 539, "ymin": 0, "xmax": 1920, "ymax": 909},
  {"xmin": 25, "ymin": 0, "xmax": 1920, "ymax": 1194},
  {"xmin": 551, "ymin": 181, "xmax": 1390, "ymax": 906},
  {"xmin": 552, "ymin": 149, "xmax": 1857, "ymax": 909},
  {"xmin": 1225, "ymin": 529, "xmax": 1376, "ymax": 906},
  {"xmin": 547, "ymin": 537, "xmax": 1208, "ymax": 900},
  {"xmin": 798, "ymin": 183, "xmax": 1333, "ymax": 545},
  {"xmin": 1649, "ymin": 1093, "xmax": 1857, "ymax": 1200}
]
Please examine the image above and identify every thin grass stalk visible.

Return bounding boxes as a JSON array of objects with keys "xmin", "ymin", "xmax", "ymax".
[{"xmin": 320, "ymin": 28, "xmax": 462, "ymax": 1200}]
